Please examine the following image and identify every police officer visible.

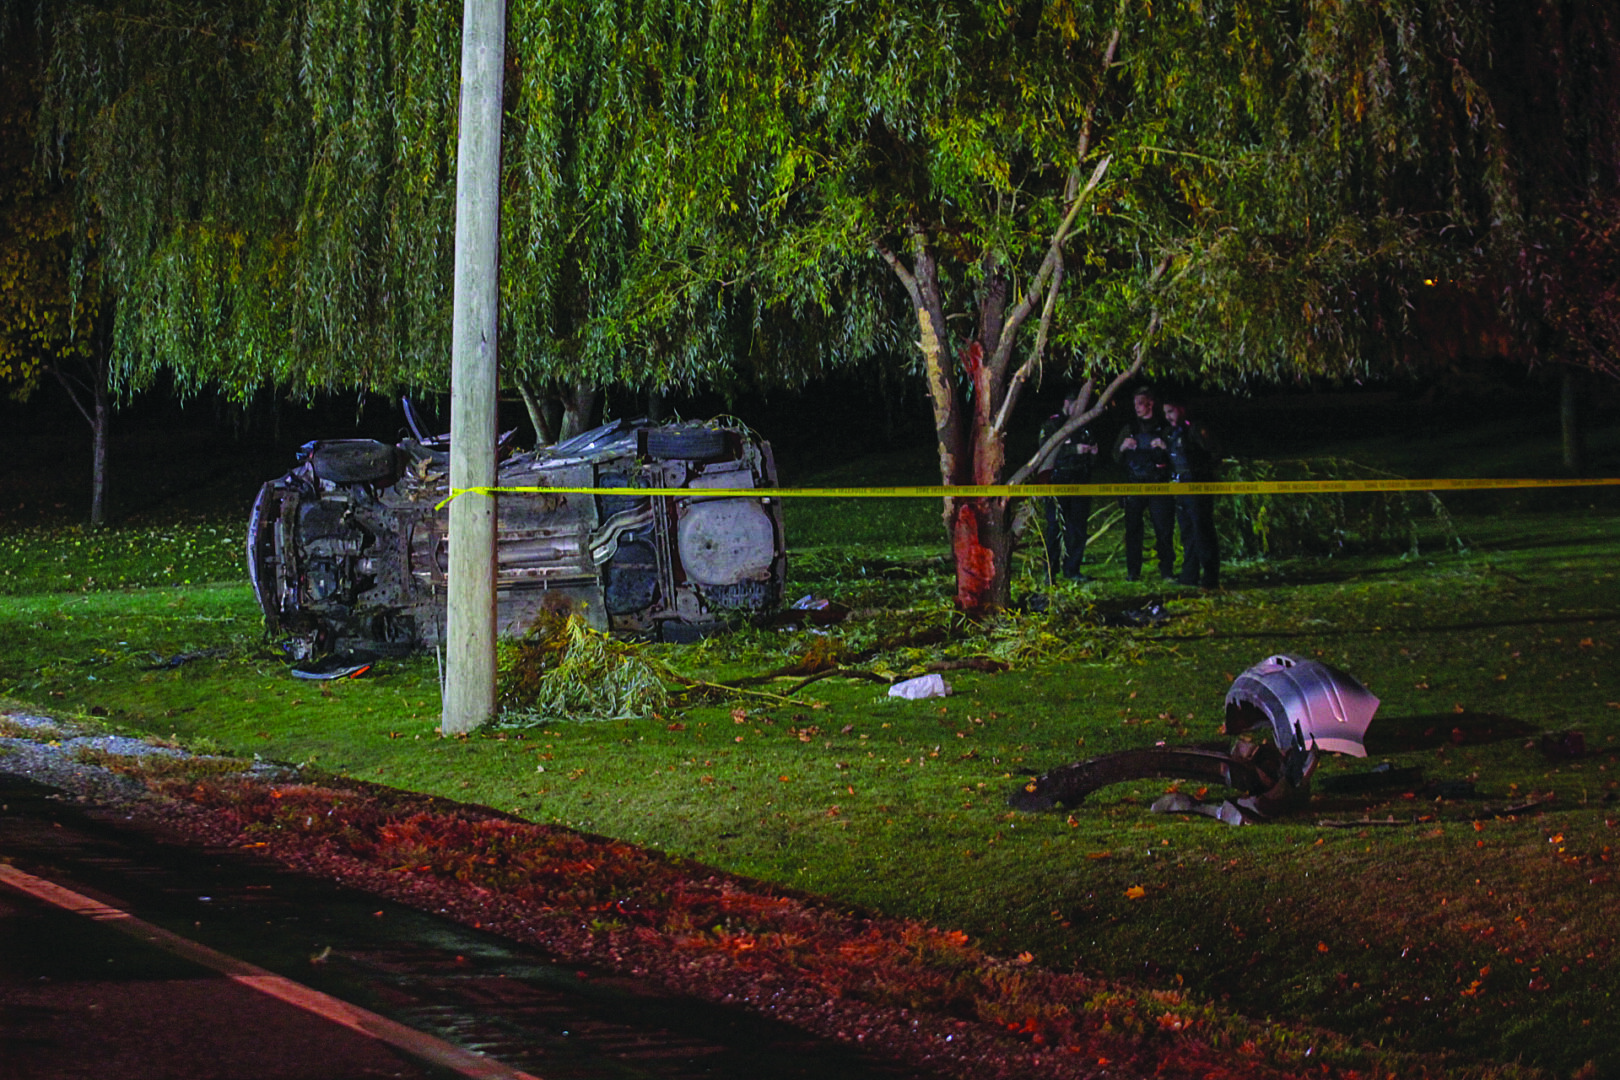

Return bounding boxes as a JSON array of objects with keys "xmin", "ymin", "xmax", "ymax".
[
  {"xmin": 1112, "ymin": 385, "xmax": 1175, "ymax": 582},
  {"xmin": 1037, "ymin": 388, "xmax": 1101, "ymax": 581},
  {"xmin": 1163, "ymin": 397, "xmax": 1221, "ymax": 589}
]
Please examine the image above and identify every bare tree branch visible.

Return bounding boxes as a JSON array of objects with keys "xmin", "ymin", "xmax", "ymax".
[
  {"xmin": 989, "ymin": 261, "xmax": 1064, "ymax": 438},
  {"xmin": 986, "ymin": 155, "xmax": 1112, "ymax": 390},
  {"xmin": 47, "ymin": 362, "xmax": 96, "ymax": 428},
  {"xmin": 1007, "ymin": 310, "xmax": 1162, "ymax": 486},
  {"xmin": 985, "ymin": 23, "xmax": 1122, "ymax": 398},
  {"xmin": 876, "ymin": 240, "xmax": 923, "ymax": 309},
  {"xmin": 514, "ymin": 378, "xmax": 554, "ymax": 446},
  {"xmin": 1066, "ymin": 26, "xmax": 1122, "ymax": 202}
]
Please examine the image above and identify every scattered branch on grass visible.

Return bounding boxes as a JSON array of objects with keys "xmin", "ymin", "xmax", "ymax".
[
  {"xmin": 669, "ymin": 677, "xmax": 806, "ymax": 707},
  {"xmin": 496, "ymin": 614, "xmax": 673, "ymax": 726}
]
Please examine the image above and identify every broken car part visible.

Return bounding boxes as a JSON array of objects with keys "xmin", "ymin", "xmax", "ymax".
[
  {"xmin": 248, "ymin": 420, "xmax": 786, "ymax": 659},
  {"xmin": 1008, "ymin": 739, "xmax": 1319, "ymax": 822},
  {"xmin": 1010, "ymin": 654, "xmax": 1381, "ymax": 823},
  {"xmin": 1223, "ymin": 653, "xmax": 1379, "ymax": 757}
]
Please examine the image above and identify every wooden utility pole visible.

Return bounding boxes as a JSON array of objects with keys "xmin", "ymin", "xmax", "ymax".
[{"xmin": 441, "ymin": 0, "xmax": 506, "ymax": 735}]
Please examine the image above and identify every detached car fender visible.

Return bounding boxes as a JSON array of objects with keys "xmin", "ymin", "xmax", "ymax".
[{"xmin": 1224, "ymin": 653, "xmax": 1379, "ymax": 757}]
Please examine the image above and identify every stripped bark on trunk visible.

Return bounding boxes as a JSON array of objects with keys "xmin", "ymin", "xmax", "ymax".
[{"xmin": 869, "ymin": 32, "xmax": 1153, "ymax": 616}]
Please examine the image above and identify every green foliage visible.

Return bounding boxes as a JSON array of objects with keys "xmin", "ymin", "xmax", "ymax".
[
  {"xmin": 1218, "ymin": 458, "xmax": 1465, "ymax": 559},
  {"xmin": 16, "ymin": 0, "xmax": 1561, "ymax": 408},
  {"xmin": 496, "ymin": 613, "xmax": 673, "ymax": 726},
  {"xmin": 0, "ymin": 53, "xmax": 99, "ymax": 397}
]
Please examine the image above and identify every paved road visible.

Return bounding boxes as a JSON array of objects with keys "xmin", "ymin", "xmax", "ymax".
[{"xmin": 0, "ymin": 774, "xmax": 924, "ymax": 1080}]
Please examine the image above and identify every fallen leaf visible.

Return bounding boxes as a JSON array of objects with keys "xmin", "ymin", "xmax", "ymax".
[{"xmin": 1125, "ymin": 885, "xmax": 1147, "ymax": 900}]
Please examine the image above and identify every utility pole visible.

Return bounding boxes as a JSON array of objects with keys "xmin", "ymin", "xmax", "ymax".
[{"xmin": 441, "ymin": 0, "xmax": 505, "ymax": 735}]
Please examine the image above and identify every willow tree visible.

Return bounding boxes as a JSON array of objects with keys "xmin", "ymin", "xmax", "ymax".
[
  {"xmin": 16, "ymin": 0, "xmax": 786, "ymax": 410},
  {"xmin": 1, "ymin": 29, "xmax": 115, "ymax": 523},
  {"xmin": 516, "ymin": 0, "xmax": 1514, "ymax": 613},
  {"xmin": 19, "ymin": 0, "xmax": 1529, "ymax": 613},
  {"xmin": 1488, "ymin": 3, "xmax": 1620, "ymax": 473}
]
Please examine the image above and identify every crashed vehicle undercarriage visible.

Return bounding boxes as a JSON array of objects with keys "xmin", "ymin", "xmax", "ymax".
[
  {"xmin": 1011, "ymin": 654, "xmax": 1381, "ymax": 823},
  {"xmin": 248, "ymin": 419, "xmax": 787, "ymax": 659}
]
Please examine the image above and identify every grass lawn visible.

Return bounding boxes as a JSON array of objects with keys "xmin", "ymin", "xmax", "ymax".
[{"xmin": 2, "ymin": 406, "xmax": 1618, "ymax": 1078}]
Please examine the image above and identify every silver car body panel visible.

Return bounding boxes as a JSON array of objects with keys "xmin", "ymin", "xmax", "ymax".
[{"xmin": 1224, "ymin": 653, "xmax": 1379, "ymax": 757}]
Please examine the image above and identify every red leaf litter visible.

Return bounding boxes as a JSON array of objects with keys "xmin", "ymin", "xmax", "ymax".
[{"xmin": 119, "ymin": 772, "xmax": 1444, "ymax": 1080}]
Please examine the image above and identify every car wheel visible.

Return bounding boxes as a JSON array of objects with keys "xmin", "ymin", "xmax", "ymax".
[
  {"xmin": 309, "ymin": 440, "xmax": 401, "ymax": 485},
  {"xmin": 644, "ymin": 426, "xmax": 729, "ymax": 462}
]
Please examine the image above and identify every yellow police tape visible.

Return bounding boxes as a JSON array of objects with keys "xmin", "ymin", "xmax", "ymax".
[{"xmin": 437, "ymin": 475, "xmax": 1620, "ymax": 509}]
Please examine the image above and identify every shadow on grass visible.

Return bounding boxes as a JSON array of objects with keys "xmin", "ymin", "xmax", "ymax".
[
  {"xmin": 1152, "ymin": 610, "xmax": 1620, "ymax": 644},
  {"xmin": 1233, "ymin": 560, "xmax": 1448, "ymax": 588},
  {"xmin": 1363, "ymin": 710, "xmax": 1537, "ymax": 754}
]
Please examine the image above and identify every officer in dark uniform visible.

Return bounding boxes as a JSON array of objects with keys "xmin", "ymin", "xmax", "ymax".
[
  {"xmin": 1163, "ymin": 397, "xmax": 1221, "ymax": 588},
  {"xmin": 1037, "ymin": 388, "xmax": 1101, "ymax": 581},
  {"xmin": 1112, "ymin": 385, "xmax": 1175, "ymax": 582}
]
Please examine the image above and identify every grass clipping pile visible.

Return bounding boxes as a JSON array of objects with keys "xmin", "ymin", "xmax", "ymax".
[{"xmin": 496, "ymin": 613, "xmax": 672, "ymax": 726}]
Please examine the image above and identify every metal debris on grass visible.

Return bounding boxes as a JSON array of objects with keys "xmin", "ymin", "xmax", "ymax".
[{"xmin": 1012, "ymin": 654, "xmax": 1383, "ymax": 825}]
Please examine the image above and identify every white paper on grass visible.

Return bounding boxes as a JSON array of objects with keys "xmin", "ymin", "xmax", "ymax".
[{"xmin": 887, "ymin": 674, "xmax": 952, "ymax": 700}]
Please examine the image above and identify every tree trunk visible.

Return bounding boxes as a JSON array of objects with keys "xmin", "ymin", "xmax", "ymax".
[
  {"xmin": 89, "ymin": 357, "xmax": 108, "ymax": 528},
  {"xmin": 951, "ymin": 276, "xmax": 1015, "ymax": 612},
  {"xmin": 884, "ymin": 238, "xmax": 1017, "ymax": 617},
  {"xmin": 1561, "ymin": 367, "xmax": 1584, "ymax": 475},
  {"xmin": 516, "ymin": 379, "xmax": 556, "ymax": 445},
  {"xmin": 559, "ymin": 383, "xmax": 601, "ymax": 441},
  {"xmin": 50, "ymin": 318, "xmax": 116, "ymax": 528},
  {"xmin": 872, "ymin": 67, "xmax": 1124, "ymax": 616},
  {"xmin": 948, "ymin": 497, "xmax": 1013, "ymax": 614}
]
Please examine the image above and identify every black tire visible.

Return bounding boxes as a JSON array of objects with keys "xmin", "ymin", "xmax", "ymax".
[
  {"xmin": 644, "ymin": 426, "xmax": 729, "ymax": 462},
  {"xmin": 309, "ymin": 440, "xmax": 401, "ymax": 485}
]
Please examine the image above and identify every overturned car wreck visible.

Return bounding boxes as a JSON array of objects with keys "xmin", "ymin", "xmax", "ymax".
[
  {"xmin": 1011, "ymin": 654, "xmax": 1380, "ymax": 824},
  {"xmin": 248, "ymin": 418, "xmax": 786, "ymax": 659}
]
